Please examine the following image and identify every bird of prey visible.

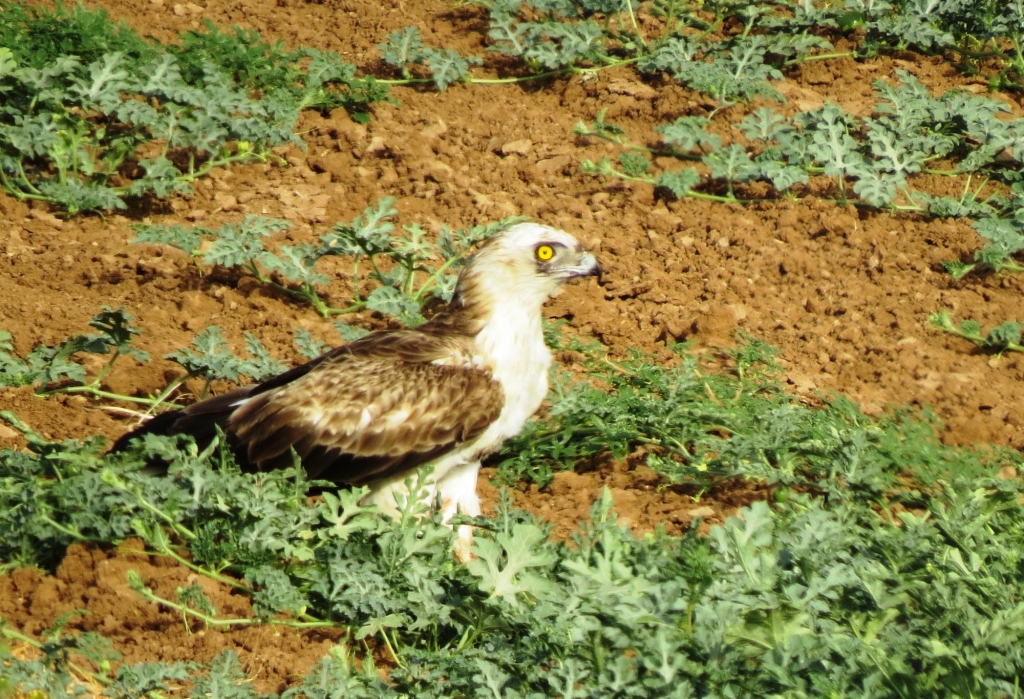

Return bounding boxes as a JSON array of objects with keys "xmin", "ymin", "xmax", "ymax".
[{"xmin": 113, "ymin": 223, "xmax": 601, "ymax": 559}]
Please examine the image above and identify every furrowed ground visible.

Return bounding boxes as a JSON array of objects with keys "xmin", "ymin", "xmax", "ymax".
[{"xmin": 3, "ymin": 0, "xmax": 1024, "ymax": 695}]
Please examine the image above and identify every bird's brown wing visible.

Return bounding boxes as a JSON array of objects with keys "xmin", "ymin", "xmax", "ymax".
[
  {"xmin": 226, "ymin": 352, "xmax": 504, "ymax": 486},
  {"xmin": 111, "ymin": 324, "xmax": 503, "ymax": 484}
]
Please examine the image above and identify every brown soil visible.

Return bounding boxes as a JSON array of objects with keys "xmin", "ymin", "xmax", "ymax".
[
  {"xmin": 3, "ymin": 0, "xmax": 1024, "ymax": 688},
  {"xmin": 0, "ymin": 541, "xmax": 348, "ymax": 694}
]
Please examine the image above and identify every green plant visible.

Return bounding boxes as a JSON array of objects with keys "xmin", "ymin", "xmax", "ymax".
[
  {"xmin": 581, "ymin": 71, "xmax": 1024, "ymax": 278},
  {"xmin": 0, "ymin": 2, "xmax": 388, "ymax": 213},
  {"xmin": 0, "ymin": 308, "xmax": 286, "ymax": 413},
  {"xmin": 376, "ymin": 0, "xmax": 841, "ymax": 99},
  {"xmin": 2, "ymin": 355, "xmax": 1023, "ymax": 696},
  {"xmin": 378, "ymin": 26, "xmax": 485, "ymax": 90},
  {"xmin": 133, "ymin": 199, "xmax": 527, "ymax": 324},
  {"xmin": 168, "ymin": 20, "xmax": 390, "ymax": 119},
  {"xmin": 499, "ymin": 331, "xmax": 1008, "ymax": 492},
  {"xmin": 374, "ymin": 0, "xmax": 1024, "ymax": 101},
  {"xmin": 930, "ymin": 308, "xmax": 1024, "ymax": 353}
]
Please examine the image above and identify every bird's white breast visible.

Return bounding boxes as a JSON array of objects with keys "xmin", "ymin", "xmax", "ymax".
[{"xmin": 471, "ymin": 300, "xmax": 552, "ymax": 451}]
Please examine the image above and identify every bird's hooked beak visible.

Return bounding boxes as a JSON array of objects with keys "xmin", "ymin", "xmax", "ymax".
[{"xmin": 561, "ymin": 250, "xmax": 603, "ymax": 281}]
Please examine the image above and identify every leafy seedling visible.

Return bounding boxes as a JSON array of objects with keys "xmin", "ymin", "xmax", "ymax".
[
  {"xmin": 0, "ymin": 4, "xmax": 390, "ymax": 213},
  {"xmin": 1, "ymin": 307, "xmax": 148, "ymax": 394},
  {"xmin": 1, "ymin": 308, "xmax": 286, "ymax": 413},
  {"xmin": 581, "ymin": 71, "xmax": 1024, "ymax": 278},
  {"xmin": 167, "ymin": 326, "xmax": 287, "ymax": 401},
  {"xmin": 929, "ymin": 309, "xmax": 1024, "ymax": 354}
]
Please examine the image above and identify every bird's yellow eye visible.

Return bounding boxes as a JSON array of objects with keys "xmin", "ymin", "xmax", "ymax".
[{"xmin": 535, "ymin": 244, "xmax": 555, "ymax": 261}]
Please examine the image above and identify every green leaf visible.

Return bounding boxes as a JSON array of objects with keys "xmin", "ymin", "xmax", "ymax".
[
  {"xmin": 293, "ymin": 329, "xmax": 328, "ymax": 360},
  {"xmin": 986, "ymin": 321, "xmax": 1022, "ymax": 349},
  {"xmin": 419, "ymin": 48, "xmax": 482, "ymax": 90},
  {"xmin": 467, "ymin": 523, "xmax": 554, "ymax": 602},
  {"xmin": 378, "ymin": 26, "xmax": 425, "ymax": 68},
  {"xmin": 365, "ymin": 286, "xmax": 420, "ymax": 319},
  {"xmin": 618, "ymin": 151, "xmax": 650, "ymax": 177},
  {"xmin": 260, "ymin": 244, "xmax": 330, "ymax": 287},
  {"xmin": 88, "ymin": 307, "xmax": 149, "ymax": 362},
  {"xmin": 656, "ymin": 169, "xmax": 701, "ymax": 198},
  {"xmin": 203, "ymin": 217, "xmax": 290, "ymax": 268},
  {"xmin": 657, "ymin": 116, "xmax": 720, "ymax": 151},
  {"xmin": 321, "ymin": 197, "xmax": 399, "ymax": 256},
  {"xmin": 333, "ymin": 321, "xmax": 370, "ymax": 342},
  {"xmin": 736, "ymin": 108, "xmax": 787, "ymax": 141},
  {"xmin": 166, "ymin": 327, "xmax": 284, "ymax": 383},
  {"xmin": 852, "ymin": 171, "xmax": 901, "ymax": 207},
  {"xmin": 36, "ymin": 179, "xmax": 125, "ymax": 215},
  {"xmin": 703, "ymin": 143, "xmax": 757, "ymax": 182},
  {"xmin": 131, "ymin": 223, "xmax": 207, "ymax": 256},
  {"xmin": 242, "ymin": 333, "xmax": 288, "ymax": 380}
]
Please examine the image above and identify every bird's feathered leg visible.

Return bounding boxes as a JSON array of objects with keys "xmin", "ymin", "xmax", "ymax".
[
  {"xmin": 362, "ymin": 461, "xmax": 481, "ymax": 562},
  {"xmin": 437, "ymin": 461, "xmax": 482, "ymax": 563}
]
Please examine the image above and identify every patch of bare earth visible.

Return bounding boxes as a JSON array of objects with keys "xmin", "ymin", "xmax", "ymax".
[{"xmin": 0, "ymin": 541, "xmax": 353, "ymax": 693}]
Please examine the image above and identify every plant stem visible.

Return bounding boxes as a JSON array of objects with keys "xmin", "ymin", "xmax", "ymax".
[
  {"xmin": 130, "ymin": 577, "xmax": 341, "ymax": 630},
  {"xmin": 0, "ymin": 624, "xmax": 109, "ymax": 686},
  {"xmin": 413, "ymin": 254, "xmax": 466, "ymax": 302},
  {"xmin": 39, "ymin": 515, "xmax": 109, "ymax": 543},
  {"xmin": 145, "ymin": 544, "xmax": 255, "ymax": 593},
  {"xmin": 623, "ymin": 0, "xmax": 648, "ymax": 51},
  {"xmin": 785, "ymin": 51, "xmax": 855, "ymax": 66},
  {"xmin": 40, "ymin": 370, "xmax": 199, "ymax": 414},
  {"xmin": 379, "ymin": 629, "xmax": 406, "ymax": 670},
  {"xmin": 378, "ymin": 57, "xmax": 642, "ymax": 87},
  {"xmin": 595, "ymin": 162, "xmax": 755, "ymax": 204}
]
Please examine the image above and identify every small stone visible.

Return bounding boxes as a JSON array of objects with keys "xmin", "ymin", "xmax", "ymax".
[
  {"xmin": 536, "ymin": 155, "xmax": 571, "ymax": 174},
  {"xmin": 861, "ymin": 403, "xmax": 883, "ymax": 417},
  {"xmin": 366, "ymin": 136, "xmax": 387, "ymax": 155},
  {"xmin": 28, "ymin": 210, "xmax": 65, "ymax": 229},
  {"xmin": 423, "ymin": 160, "xmax": 453, "ymax": 183},
  {"xmin": 606, "ymin": 79, "xmax": 658, "ymax": 100},
  {"xmin": 420, "ymin": 120, "xmax": 447, "ymax": 140},
  {"xmin": 172, "ymin": 3, "xmax": 188, "ymax": 14},
  {"xmin": 500, "ymin": 139, "xmax": 532, "ymax": 156},
  {"xmin": 788, "ymin": 374, "xmax": 817, "ymax": 394},
  {"xmin": 214, "ymin": 193, "xmax": 239, "ymax": 212}
]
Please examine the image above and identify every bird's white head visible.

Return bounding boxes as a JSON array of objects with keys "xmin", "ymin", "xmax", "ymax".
[{"xmin": 454, "ymin": 223, "xmax": 602, "ymax": 314}]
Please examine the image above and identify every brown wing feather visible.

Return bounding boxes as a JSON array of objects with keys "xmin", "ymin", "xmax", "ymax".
[
  {"xmin": 229, "ymin": 354, "xmax": 503, "ymax": 486},
  {"xmin": 111, "ymin": 319, "xmax": 504, "ymax": 487}
]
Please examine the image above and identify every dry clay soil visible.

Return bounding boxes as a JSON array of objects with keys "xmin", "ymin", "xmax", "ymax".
[{"xmin": 3, "ymin": 0, "xmax": 1024, "ymax": 690}]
